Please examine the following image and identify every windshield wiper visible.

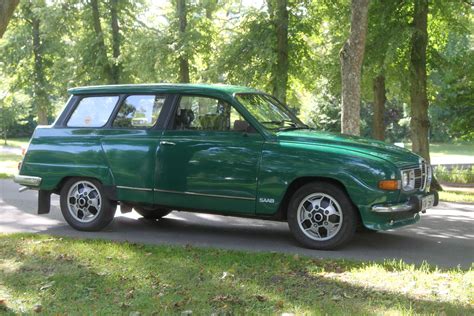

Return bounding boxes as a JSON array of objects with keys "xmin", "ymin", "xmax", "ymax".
[
  {"xmin": 277, "ymin": 124, "xmax": 312, "ymax": 132},
  {"xmin": 261, "ymin": 120, "xmax": 297, "ymax": 127}
]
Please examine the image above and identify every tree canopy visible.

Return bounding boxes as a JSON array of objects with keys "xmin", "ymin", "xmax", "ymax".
[{"xmin": 0, "ymin": 0, "xmax": 472, "ymax": 143}]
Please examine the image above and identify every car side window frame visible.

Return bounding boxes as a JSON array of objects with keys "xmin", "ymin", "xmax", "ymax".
[
  {"xmin": 60, "ymin": 94, "xmax": 122, "ymax": 128},
  {"xmin": 107, "ymin": 93, "xmax": 171, "ymax": 130},
  {"xmin": 56, "ymin": 93, "xmax": 174, "ymax": 130},
  {"xmin": 164, "ymin": 94, "xmax": 260, "ymax": 134}
]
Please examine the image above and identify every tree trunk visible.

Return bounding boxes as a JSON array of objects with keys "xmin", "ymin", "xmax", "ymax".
[
  {"xmin": 270, "ymin": 0, "xmax": 289, "ymax": 104},
  {"xmin": 176, "ymin": 0, "xmax": 190, "ymax": 83},
  {"xmin": 0, "ymin": 0, "xmax": 19, "ymax": 38},
  {"xmin": 110, "ymin": 0, "xmax": 121, "ymax": 84},
  {"xmin": 372, "ymin": 74, "xmax": 385, "ymax": 141},
  {"xmin": 32, "ymin": 13, "xmax": 49, "ymax": 125},
  {"xmin": 339, "ymin": 0, "xmax": 369, "ymax": 136},
  {"xmin": 90, "ymin": 0, "xmax": 112, "ymax": 83},
  {"xmin": 409, "ymin": 0, "xmax": 430, "ymax": 161},
  {"xmin": 204, "ymin": 0, "xmax": 218, "ymax": 19},
  {"xmin": 409, "ymin": 0, "xmax": 442, "ymax": 191}
]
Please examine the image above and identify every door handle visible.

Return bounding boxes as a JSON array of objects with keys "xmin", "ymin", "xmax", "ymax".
[{"xmin": 160, "ymin": 141, "xmax": 176, "ymax": 146}]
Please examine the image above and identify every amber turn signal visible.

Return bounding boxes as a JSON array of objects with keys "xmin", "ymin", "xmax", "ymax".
[{"xmin": 378, "ymin": 180, "xmax": 400, "ymax": 190}]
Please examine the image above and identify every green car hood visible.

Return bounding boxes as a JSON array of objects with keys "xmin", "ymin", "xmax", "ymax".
[{"xmin": 276, "ymin": 129, "xmax": 421, "ymax": 168}]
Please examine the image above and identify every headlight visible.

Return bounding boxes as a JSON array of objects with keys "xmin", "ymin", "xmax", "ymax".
[
  {"xmin": 427, "ymin": 165, "xmax": 432, "ymax": 187},
  {"xmin": 401, "ymin": 169, "xmax": 415, "ymax": 191}
]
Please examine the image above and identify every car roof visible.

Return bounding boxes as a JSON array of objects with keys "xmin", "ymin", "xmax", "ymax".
[{"xmin": 67, "ymin": 83, "xmax": 260, "ymax": 96}]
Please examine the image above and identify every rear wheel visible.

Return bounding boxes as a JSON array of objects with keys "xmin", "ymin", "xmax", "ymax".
[
  {"xmin": 287, "ymin": 182, "xmax": 357, "ymax": 250},
  {"xmin": 134, "ymin": 207, "xmax": 171, "ymax": 220},
  {"xmin": 60, "ymin": 178, "xmax": 116, "ymax": 231}
]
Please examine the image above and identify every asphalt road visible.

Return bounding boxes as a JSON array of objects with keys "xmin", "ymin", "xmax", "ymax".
[{"xmin": 1, "ymin": 179, "xmax": 473, "ymax": 268}]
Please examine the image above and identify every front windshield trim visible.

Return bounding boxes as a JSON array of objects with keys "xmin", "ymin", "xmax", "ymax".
[{"xmin": 233, "ymin": 92, "xmax": 306, "ymax": 132}]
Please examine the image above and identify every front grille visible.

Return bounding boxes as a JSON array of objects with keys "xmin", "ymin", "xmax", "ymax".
[{"xmin": 413, "ymin": 161, "xmax": 429, "ymax": 191}]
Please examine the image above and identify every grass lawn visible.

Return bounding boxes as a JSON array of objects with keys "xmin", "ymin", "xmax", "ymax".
[
  {"xmin": 439, "ymin": 190, "xmax": 474, "ymax": 204},
  {"xmin": 0, "ymin": 234, "xmax": 472, "ymax": 315},
  {"xmin": 1, "ymin": 137, "xmax": 30, "ymax": 149},
  {"xmin": 0, "ymin": 152, "xmax": 21, "ymax": 179},
  {"xmin": 429, "ymin": 142, "xmax": 474, "ymax": 157}
]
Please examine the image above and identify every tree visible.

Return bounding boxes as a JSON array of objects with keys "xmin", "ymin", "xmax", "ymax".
[
  {"xmin": 30, "ymin": 2, "xmax": 49, "ymax": 125},
  {"xmin": 110, "ymin": 0, "xmax": 122, "ymax": 84},
  {"xmin": 0, "ymin": 0, "xmax": 19, "ymax": 38},
  {"xmin": 372, "ymin": 74, "xmax": 385, "ymax": 140},
  {"xmin": 176, "ymin": 0, "xmax": 190, "ymax": 83},
  {"xmin": 90, "ymin": 0, "xmax": 112, "ymax": 83},
  {"xmin": 269, "ymin": 0, "xmax": 289, "ymax": 104},
  {"xmin": 339, "ymin": 0, "xmax": 369, "ymax": 136},
  {"xmin": 409, "ymin": 0, "xmax": 430, "ymax": 161}
]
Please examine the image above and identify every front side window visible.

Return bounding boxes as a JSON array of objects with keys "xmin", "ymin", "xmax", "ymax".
[
  {"xmin": 174, "ymin": 96, "xmax": 254, "ymax": 132},
  {"xmin": 113, "ymin": 95, "xmax": 165, "ymax": 128},
  {"xmin": 235, "ymin": 94, "xmax": 306, "ymax": 131},
  {"xmin": 67, "ymin": 96, "xmax": 119, "ymax": 127}
]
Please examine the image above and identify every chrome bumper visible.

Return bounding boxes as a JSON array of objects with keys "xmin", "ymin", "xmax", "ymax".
[
  {"xmin": 371, "ymin": 192, "xmax": 438, "ymax": 213},
  {"xmin": 13, "ymin": 175, "xmax": 42, "ymax": 187},
  {"xmin": 372, "ymin": 202, "xmax": 414, "ymax": 213}
]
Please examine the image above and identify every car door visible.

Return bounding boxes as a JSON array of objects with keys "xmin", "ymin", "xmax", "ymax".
[
  {"xmin": 154, "ymin": 95, "xmax": 264, "ymax": 214},
  {"xmin": 99, "ymin": 94, "xmax": 169, "ymax": 204}
]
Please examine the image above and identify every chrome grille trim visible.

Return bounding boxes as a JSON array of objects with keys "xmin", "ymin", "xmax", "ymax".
[{"xmin": 401, "ymin": 159, "xmax": 431, "ymax": 192}]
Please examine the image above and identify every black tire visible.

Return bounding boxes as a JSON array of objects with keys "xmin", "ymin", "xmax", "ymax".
[
  {"xmin": 60, "ymin": 178, "xmax": 116, "ymax": 231},
  {"xmin": 134, "ymin": 207, "xmax": 171, "ymax": 220},
  {"xmin": 287, "ymin": 182, "xmax": 357, "ymax": 250}
]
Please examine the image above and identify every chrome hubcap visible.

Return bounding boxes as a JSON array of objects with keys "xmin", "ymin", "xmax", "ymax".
[
  {"xmin": 297, "ymin": 193, "xmax": 343, "ymax": 241},
  {"xmin": 67, "ymin": 181, "xmax": 101, "ymax": 223}
]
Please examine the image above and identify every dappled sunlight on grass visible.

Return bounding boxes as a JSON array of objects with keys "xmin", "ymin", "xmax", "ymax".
[{"xmin": 0, "ymin": 234, "xmax": 473, "ymax": 314}]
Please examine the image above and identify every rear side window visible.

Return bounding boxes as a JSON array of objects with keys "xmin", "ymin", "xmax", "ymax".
[
  {"xmin": 113, "ymin": 95, "xmax": 165, "ymax": 128},
  {"xmin": 67, "ymin": 96, "xmax": 118, "ymax": 127}
]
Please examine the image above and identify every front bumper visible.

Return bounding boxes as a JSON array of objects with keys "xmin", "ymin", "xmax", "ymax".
[
  {"xmin": 13, "ymin": 175, "xmax": 42, "ymax": 187},
  {"xmin": 371, "ymin": 191, "xmax": 439, "ymax": 213}
]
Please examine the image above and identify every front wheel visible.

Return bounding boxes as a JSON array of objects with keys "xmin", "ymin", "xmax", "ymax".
[
  {"xmin": 60, "ymin": 178, "xmax": 116, "ymax": 231},
  {"xmin": 287, "ymin": 182, "xmax": 357, "ymax": 250}
]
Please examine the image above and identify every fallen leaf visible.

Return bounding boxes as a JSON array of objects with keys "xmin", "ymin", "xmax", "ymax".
[
  {"xmin": 255, "ymin": 295, "xmax": 267, "ymax": 302},
  {"xmin": 275, "ymin": 300, "xmax": 284, "ymax": 309},
  {"xmin": 220, "ymin": 272, "xmax": 234, "ymax": 280},
  {"xmin": 126, "ymin": 290, "xmax": 134, "ymax": 299},
  {"xmin": 210, "ymin": 295, "xmax": 240, "ymax": 304},
  {"xmin": 33, "ymin": 304, "xmax": 42, "ymax": 313},
  {"xmin": 331, "ymin": 294, "xmax": 342, "ymax": 301},
  {"xmin": 120, "ymin": 302, "xmax": 131, "ymax": 309},
  {"xmin": 39, "ymin": 281, "xmax": 55, "ymax": 291}
]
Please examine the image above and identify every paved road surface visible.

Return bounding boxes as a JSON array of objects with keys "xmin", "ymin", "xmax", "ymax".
[{"xmin": 1, "ymin": 179, "xmax": 473, "ymax": 268}]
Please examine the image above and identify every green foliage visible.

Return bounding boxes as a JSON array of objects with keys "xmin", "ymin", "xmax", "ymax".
[
  {"xmin": 0, "ymin": 0, "xmax": 471, "ymax": 141},
  {"xmin": 435, "ymin": 166, "xmax": 474, "ymax": 184}
]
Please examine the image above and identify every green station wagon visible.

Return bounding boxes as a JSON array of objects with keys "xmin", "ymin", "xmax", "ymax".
[{"xmin": 14, "ymin": 84, "xmax": 438, "ymax": 249}]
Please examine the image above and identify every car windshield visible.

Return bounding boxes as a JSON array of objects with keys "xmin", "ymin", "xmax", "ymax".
[{"xmin": 235, "ymin": 93, "xmax": 307, "ymax": 132}]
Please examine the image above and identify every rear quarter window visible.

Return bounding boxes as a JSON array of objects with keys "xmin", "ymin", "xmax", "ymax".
[{"xmin": 67, "ymin": 96, "xmax": 119, "ymax": 127}]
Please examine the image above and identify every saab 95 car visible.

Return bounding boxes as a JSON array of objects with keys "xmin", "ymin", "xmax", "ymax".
[{"xmin": 14, "ymin": 84, "xmax": 438, "ymax": 249}]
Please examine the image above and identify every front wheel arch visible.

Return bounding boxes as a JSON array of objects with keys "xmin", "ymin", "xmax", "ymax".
[{"xmin": 278, "ymin": 177, "xmax": 360, "ymax": 220}]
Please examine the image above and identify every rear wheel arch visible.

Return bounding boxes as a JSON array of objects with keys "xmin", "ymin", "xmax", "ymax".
[{"xmin": 55, "ymin": 176, "xmax": 117, "ymax": 200}]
